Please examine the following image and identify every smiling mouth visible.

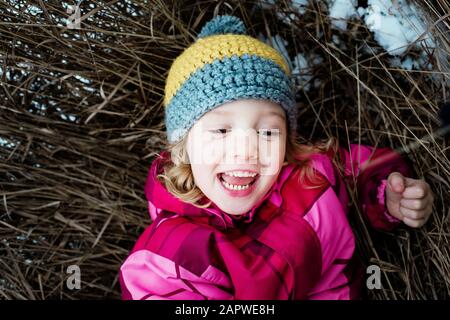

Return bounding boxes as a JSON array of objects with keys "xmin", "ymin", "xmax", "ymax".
[{"xmin": 217, "ymin": 173, "xmax": 259, "ymax": 191}]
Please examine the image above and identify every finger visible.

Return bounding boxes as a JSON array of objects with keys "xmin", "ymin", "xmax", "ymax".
[
  {"xmin": 399, "ymin": 206, "xmax": 430, "ymax": 220},
  {"xmin": 402, "ymin": 186, "xmax": 428, "ymax": 199},
  {"xmin": 400, "ymin": 198, "xmax": 429, "ymax": 210},
  {"xmin": 388, "ymin": 172, "xmax": 406, "ymax": 193},
  {"xmin": 403, "ymin": 216, "xmax": 427, "ymax": 228},
  {"xmin": 404, "ymin": 177, "xmax": 420, "ymax": 187}
]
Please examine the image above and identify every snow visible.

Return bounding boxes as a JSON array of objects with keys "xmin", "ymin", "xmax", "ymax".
[
  {"xmin": 16, "ymin": 234, "xmax": 28, "ymax": 241},
  {"xmin": 258, "ymin": 33, "xmax": 293, "ymax": 72},
  {"xmin": 257, "ymin": 0, "xmax": 309, "ymax": 19},
  {"xmin": 277, "ymin": 12, "xmax": 296, "ymax": 24},
  {"xmin": 292, "ymin": 53, "xmax": 311, "ymax": 91},
  {"xmin": 0, "ymin": 137, "xmax": 15, "ymax": 149},
  {"xmin": 255, "ymin": 0, "xmax": 435, "ymax": 64},
  {"xmin": 364, "ymin": 0, "xmax": 435, "ymax": 56},
  {"xmin": 26, "ymin": 4, "xmax": 43, "ymax": 16},
  {"xmin": 292, "ymin": 0, "xmax": 309, "ymax": 15},
  {"xmin": 328, "ymin": 0, "xmax": 358, "ymax": 31},
  {"xmin": 257, "ymin": 31, "xmax": 325, "ymax": 91},
  {"xmin": 332, "ymin": 34, "xmax": 348, "ymax": 50},
  {"xmin": 400, "ymin": 56, "xmax": 419, "ymax": 70},
  {"xmin": 292, "ymin": 53, "xmax": 323, "ymax": 91},
  {"xmin": 357, "ymin": 6, "xmax": 366, "ymax": 17},
  {"xmin": 255, "ymin": 0, "xmax": 277, "ymax": 10},
  {"xmin": 74, "ymin": 75, "xmax": 91, "ymax": 85},
  {"xmin": 253, "ymin": 0, "xmax": 437, "ymax": 89},
  {"xmin": 324, "ymin": 0, "xmax": 435, "ymax": 57},
  {"xmin": 390, "ymin": 51, "xmax": 434, "ymax": 71},
  {"xmin": 56, "ymin": 107, "xmax": 79, "ymax": 123}
]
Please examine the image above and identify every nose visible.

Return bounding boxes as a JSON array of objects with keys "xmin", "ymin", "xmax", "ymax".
[{"xmin": 229, "ymin": 128, "xmax": 258, "ymax": 163}]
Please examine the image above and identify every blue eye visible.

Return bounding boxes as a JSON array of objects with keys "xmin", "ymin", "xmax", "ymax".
[
  {"xmin": 258, "ymin": 129, "xmax": 279, "ymax": 137},
  {"xmin": 210, "ymin": 129, "xmax": 230, "ymax": 135}
]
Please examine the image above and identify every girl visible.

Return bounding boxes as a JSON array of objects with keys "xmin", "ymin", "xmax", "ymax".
[{"xmin": 119, "ymin": 15, "xmax": 434, "ymax": 300}]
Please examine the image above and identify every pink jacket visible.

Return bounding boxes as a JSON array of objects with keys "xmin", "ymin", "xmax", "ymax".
[{"xmin": 119, "ymin": 144, "xmax": 412, "ymax": 300}]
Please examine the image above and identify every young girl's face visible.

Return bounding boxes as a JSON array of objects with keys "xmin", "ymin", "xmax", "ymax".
[{"xmin": 186, "ymin": 99, "xmax": 287, "ymax": 215}]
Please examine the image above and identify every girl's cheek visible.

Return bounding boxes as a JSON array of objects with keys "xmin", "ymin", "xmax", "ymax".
[
  {"xmin": 258, "ymin": 140, "xmax": 275, "ymax": 156},
  {"xmin": 190, "ymin": 140, "xmax": 224, "ymax": 166},
  {"xmin": 258, "ymin": 138, "xmax": 285, "ymax": 173}
]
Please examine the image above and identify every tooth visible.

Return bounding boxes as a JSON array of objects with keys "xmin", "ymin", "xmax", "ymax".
[
  {"xmin": 222, "ymin": 180, "xmax": 251, "ymax": 190},
  {"xmin": 223, "ymin": 171, "xmax": 257, "ymax": 177}
]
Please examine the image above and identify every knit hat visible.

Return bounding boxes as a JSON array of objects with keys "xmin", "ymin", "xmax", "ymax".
[{"xmin": 164, "ymin": 15, "xmax": 297, "ymax": 143}]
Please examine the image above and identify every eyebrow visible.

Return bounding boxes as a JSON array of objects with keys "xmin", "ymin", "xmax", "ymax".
[
  {"xmin": 208, "ymin": 110, "xmax": 286, "ymax": 120},
  {"xmin": 265, "ymin": 111, "xmax": 286, "ymax": 121}
]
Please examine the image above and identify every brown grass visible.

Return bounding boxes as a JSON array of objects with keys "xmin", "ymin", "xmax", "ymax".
[{"xmin": 0, "ymin": 0, "xmax": 448, "ymax": 299}]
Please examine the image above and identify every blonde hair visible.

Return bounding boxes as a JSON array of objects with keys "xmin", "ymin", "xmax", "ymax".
[{"xmin": 157, "ymin": 132, "xmax": 342, "ymax": 209}]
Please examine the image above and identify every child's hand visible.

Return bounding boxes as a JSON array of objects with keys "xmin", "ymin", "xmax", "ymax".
[{"xmin": 385, "ymin": 172, "xmax": 434, "ymax": 228}]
